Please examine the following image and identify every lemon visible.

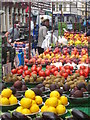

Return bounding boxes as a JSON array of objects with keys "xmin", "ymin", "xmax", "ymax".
[
  {"xmin": 50, "ymin": 91, "xmax": 60, "ymax": 99},
  {"xmin": 58, "ymin": 100, "xmax": 62, "ymax": 105},
  {"xmin": 9, "ymin": 96, "xmax": 17, "ymax": 105},
  {"xmin": 1, "ymin": 88, "xmax": 12, "ymax": 98},
  {"xmin": 45, "ymin": 97, "xmax": 58, "ymax": 107},
  {"xmin": 41, "ymin": 105, "xmax": 48, "ymax": 112},
  {"xmin": 32, "ymin": 100, "xmax": 36, "ymax": 105},
  {"xmin": 20, "ymin": 98, "xmax": 32, "ymax": 108},
  {"xmin": 30, "ymin": 104, "xmax": 39, "ymax": 113},
  {"xmin": 56, "ymin": 105, "xmax": 66, "ymax": 115},
  {"xmin": 47, "ymin": 106, "xmax": 56, "ymax": 113},
  {"xmin": 60, "ymin": 96, "xmax": 68, "ymax": 105},
  {"xmin": 16, "ymin": 106, "xmax": 23, "ymax": 113},
  {"xmin": 22, "ymin": 108, "xmax": 31, "ymax": 115},
  {"xmin": 0, "ymin": 97, "xmax": 9, "ymax": 105},
  {"xmin": 25, "ymin": 90, "xmax": 35, "ymax": 100},
  {"xmin": 35, "ymin": 96, "xmax": 43, "ymax": 105}
]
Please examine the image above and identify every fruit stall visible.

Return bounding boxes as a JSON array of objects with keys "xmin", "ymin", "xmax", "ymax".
[{"xmin": 0, "ymin": 1, "xmax": 90, "ymax": 120}]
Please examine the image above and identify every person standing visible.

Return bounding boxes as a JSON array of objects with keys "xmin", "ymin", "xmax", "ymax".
[{"xmin": 38, "ymin": 18, "xmax": 49, "ymax": 54}]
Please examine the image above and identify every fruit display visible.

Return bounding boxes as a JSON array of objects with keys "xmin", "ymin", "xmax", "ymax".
[
  {"xmin": 24, "ymin": 74, "xmax": 44, "ymax": 83},
  {"xmin": 3, "ymin": 73, "xmax": 22, "ymax": 83},
  {"xmin": 0, "ymin": 88, "xmax": 18, "ymax": 106},
  {"xmin": 43, "ymin": 75, "xmax": 65, "ymax": 88},
  {"xmin": 64, "ymin": 32, "xmax": 88, "ymax": 46},
  {"xmin": 16, "ymin": 89, "xmax": 43, "ymax": 115},
  {"xmin": 1, "ymin": 111, "xmax": 31, "ymax": 120},
  {"xmin": 41, "ymin": 91, "xmax": 68, "ymax": 115},
  {"xmin": 10, "ymin": 80, "xmax": 28, "ymax": 92}
]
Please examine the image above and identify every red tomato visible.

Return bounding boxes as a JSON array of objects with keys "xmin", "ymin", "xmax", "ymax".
[
  {"xmin": 70, "ymin": 66, "xmax": 73, "ymax": 70},
  {"xmin": 80, "ymin": 70, "xmax": 84, "ymax": 76},
  {"xmin": 62, "ymin": 72, "xmax": 68, "ymax": 78},
  {"xmin": 23, "ymin": 65, "xmax": 28, "ymax": 71},
  {"xmin": 65, "ymin": 69, "xmax": 70, "ymax": 74},
  {"xmin": 84, "ymin": 68, "xmax": 89, "ymax": 75},
  {"xmin": 75, "ymin": 70, "xmax": 79, "ymax": 73},
  {"xmin": 37, "ymin": 67, "xmax": 42, "ymax": 73},
  {"xmin": 80, "ymin": 66, "xmax": 86, "ymax": 70},
  {"xmin": 39, "ymin": 70, "xmax": 45, "ymax": 77},
  {"xmin": 22, "ymin": 73, "xmax": 25, "ymax": 78},
  {"xmin": 11, "ymin": 69, "xmax": 17, "ymax": 74},
  {"xmin": 54, "ymin": 71, "xmax": 59, "ymax": 76},
  {"xmin": 31, "ymin": 66, "xmax": 37, "ymax": 72},
  {"xmin": 17, "ymin": 69, "xmax": 23, "ymax": 75},
  {"xmin": 46, "ymin": 65, "xmax": 50, "ymax": 69},
  {"xmin": 45, "ymin": 69, "xmax": 50, "ymax": 76},
  {"xmin": 64, "ymin": 66, "xmax": 70, "ymax": 69},
  {"xmin": 31, "ymin": 71, "xmax": 37, "ymax": 75},
  {"xmin": 61, "ymin": 68, "xmax": 65, "ymax": 72},
  {"xmin": 70, "ymin": 71, "xmax": 72, "ymax": 75},
  {"xmin": 25, "ymin": 59, "xmax": 28, "ymax": 63},
  {"xmin": 59, "ymin": 66, "xmax": 62, "ymax": 70},
  {"xmin": 24, "ymin": 70, "xmax": 30, "ymax": 75},
  {"xmin": 84, "ymin": 72, "xmax": 88, "ymax": 78},
  {"xmin": 51, "ymin": 68, "xmax": 55, "ymax": 74},
  {"xmin": 18, "ymin": 65, "xmax": 23, "ymax": 70},
  {"xmin": 54, "ymin": 67, "xmax": 58, "ymax": 71}
]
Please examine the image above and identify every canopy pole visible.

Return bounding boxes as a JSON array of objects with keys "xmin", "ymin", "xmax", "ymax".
[
  {"xmin": 51, "ymin": 2, "xmax": 53, "ymax": 43},
  {"xmin": 29, "ymin": 2, "xmax": 31, "ymax": 59}
]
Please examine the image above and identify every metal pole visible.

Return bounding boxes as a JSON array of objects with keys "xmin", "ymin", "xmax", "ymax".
[
  {"xmin": 51, "ymin": 2, "xmax": 53, "ymax": 43},
  {"xmin": 85, "ymin": 1, "xmax": 87, "ymax": 32},
  {"xmin": 12, "ymin": 12, "xmax": 15, "ymax": 42},
  {"xmin": 61, "ymin": 5, "xmax": 62, "ymax": 36},
  {"xmin": 29, "ymin": 2, "xmax": 31, "ymax": 59}
]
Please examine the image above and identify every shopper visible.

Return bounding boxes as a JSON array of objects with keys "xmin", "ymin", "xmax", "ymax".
[
  {"xmin": 5, "ymin": 24, "xmax": 20, "ymax": 46},
  {"xmin": 32, "ymin": 21, "xmax": 39, "ymax": 56},
  {"xmin": 38, "ymin": 18, "xmax": 49, "ymax": 54}
]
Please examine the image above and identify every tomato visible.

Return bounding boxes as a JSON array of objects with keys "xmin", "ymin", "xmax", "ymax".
[
  {"xmin": 37, "ymin": 67, "xmax": 42, "ymax": 73},
  {"xmin": 24, "ymin": 70, "xmax": 30, "ymax": 75},
  {"xmin": 51, "ymin": 68, "xmax": 55, "ymax": 74},
  {"xmin": 31, "ymin": 71, "xmax": 37, "ymax": 75},
  {"xmin": 54, "ymin": 67, "xmax": 58, "ymax": 71},
  {"xmin": 64, "ymin": 66, "xmax": 70, "ymax": 69},
  {"xmin": 46, "ymin": 65, "xmax": 50, "ymax": 69},
  {"xmin": 54, "ymin": 71, "xmax": 59, "ymax": 76},
  {"xmin": 70, "ymin": 71, "xmax": 72, "ymax": 75},
  {"xmin": 39, "ymin": 70, "xmax": 45, "ymax": 77},
  {"xmin": 11, "ymin": 69, "xmax": 17, "ymax": 74},
  {"xmin": 45, "ymin": 69, "xmax": 50, "ymax": 76},
  {"xmin": 17, "ymin": 69, "xmax": 23, "ymax": 75},
  {"xmin": 62, "ymin": 72, "xmax": 68, "ymax": 78},
  {"xmin": 61, "ymin": 67, "xmax": 65, "ymax": 72},
  {"xmin": 59, "ymin": 66, "xmax": 62, "ymax": 70},
  {"xmin": 25, "ymin": 59, "xmax": 28, "ymax": 63},
  {"xmin": 23, "ymin": 65, "xmax": 28, "ymax": 71},
  {"xmin": 65, "ymin": 69, "xmax": 70, "ymax": 74},
  {"xmin": 18, "ymin": 65, "xmax": 23, "ymax": 70},
  {"xmin": 84, "ymin": 68, "xmax": 89, "ymax": 75},
  {"xmin": 22, "ymin": 73, "xmax": 25, "ymax": 78},
  {"xmin": 84, "ymin": 72, "xmax": 88, "ymax": 78},
  {"xmin": 75, "ymin": 70, "xmax": 79, "ymax": 73},
  {"xmin": 80, "ymin": 70, "xmax": 84, "ymax": 76},
  {"xmin": 80, "ymin": 66, "xmax": 86, "ymax": 70},
  {"xmin": 31, "ymin": 65, "xmax": 37, "ymax": 72},
  {"xmin": 70, "ymin": 66, "xmax": 73, "ymax": 70}
]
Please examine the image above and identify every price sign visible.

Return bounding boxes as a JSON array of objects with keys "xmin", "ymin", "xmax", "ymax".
[{"xmin": 3, "ymin": 63, "xmax": 11, "ymax": 76}]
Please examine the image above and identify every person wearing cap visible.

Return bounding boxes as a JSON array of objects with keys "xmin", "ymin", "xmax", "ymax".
[
  {"xmin": 5, "ymin": 23, "xmax": 20, "ymax": 46},
  {"xmin": 38, "ymin": 18, "xmax": 50, "ymax": 54}
]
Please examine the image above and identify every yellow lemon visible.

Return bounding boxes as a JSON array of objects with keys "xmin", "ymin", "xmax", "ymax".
[
  {"xmin": 9, "ymin": 96, "xmax": 17, "ymax": 105},
  {"xmin": 60, "ymin": 96, "xmax": 68, "ymax": 105},
  {"xmin": 50, "ymin": 91, "xmax": 60, "ymax": 99},
  {"xmin": 45, "ymin": 97, "xmax": 58, "ymax": 107},
  {"xmin": 35, "ymin": 96, "xmax": 43, "ymax": 105},
  {"xmin": 47, "ymin": 106, "xmax": 56, "ymax": 114},
  {"xmin": 0, "ymin": 97, "xmax": 9, "ymax": 105},
  {"xmin": 32, "ymin": 100, "xmax": 36, "ymax": 105},
  {"xmin": 25, "ymin": 90, "xmax": 35, "ymax": 100},
  {"xmin": 56, "ymin": 105, "xmax": 66, "ymax": 115},
  {"xmin": 22, "ymin": 108, "xmax": 31, "ymax": 115},
  {"xmin": 41, "ymin": 105, "xmax": 48, "ymax": 112},
  {"xmin": 16, "ymin": 106, "xmax": 23, "ymax": 113},
  {"xmin": 1, "ymin": 88, "xmax": 12, "ymax": 98},
  {"xmin": 30, "ymin": 104, "xmax": 39, "ymax": 113},
  {"xmin": 20, "ymin": 98, "xmax": 32, "ymax": 108},
  {"xmin": 58, "ymin": 100, "xmax": 62, "ymax": 105}
]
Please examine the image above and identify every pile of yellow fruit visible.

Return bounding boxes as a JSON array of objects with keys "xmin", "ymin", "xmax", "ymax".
[
  {"xmin": 41, "ymin": 91, "xmax": 68, "ymax": 115},
  {"xmin": 16, "ymin": 89, "xmax": 43, "ymax": 115},
  {"xmin": 0, "ymin": 88, "xmax": 18, "ymax": 105}
]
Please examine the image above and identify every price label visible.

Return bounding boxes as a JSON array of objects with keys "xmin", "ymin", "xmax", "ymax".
[{"xmin": 3, "ymin": 63, "xmax": 11, "ymax": 76}]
